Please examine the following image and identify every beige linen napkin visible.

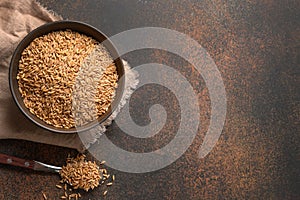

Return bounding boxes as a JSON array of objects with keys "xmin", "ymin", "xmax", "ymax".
[{"xmin": 0, "ymin": 0, "xmax": 138, "ymax": 151}]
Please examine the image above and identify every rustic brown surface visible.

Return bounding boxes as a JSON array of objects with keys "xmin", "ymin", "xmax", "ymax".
[{"xmin": 0, "ymin": 0, "xmax": 299, "ymax": 199}]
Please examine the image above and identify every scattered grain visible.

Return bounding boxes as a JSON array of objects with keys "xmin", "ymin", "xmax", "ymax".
[
  {"xmin": 100, "ymin": 160, "xmax": 106, "ymax": 165},
  {"xmin": 103, "ymin": 190, "xmax": 108, "ymax": 196},
  {"xmin": 42, "ymin": 191, "xmax": 47, "ymax": 200},
  {"xmin": 56, "ymin": 184, "xmax": 62, "ymax": 189}
]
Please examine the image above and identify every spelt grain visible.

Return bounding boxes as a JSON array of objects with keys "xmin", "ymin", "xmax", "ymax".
[{"xmin": 17, "ymin": 30, "xmax": 118, "ymax": 129}]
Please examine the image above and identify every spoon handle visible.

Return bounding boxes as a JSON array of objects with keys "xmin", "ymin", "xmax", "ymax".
[{"xmin": 0, "ymin": 153, "xmax": 35, "ymax": 170}]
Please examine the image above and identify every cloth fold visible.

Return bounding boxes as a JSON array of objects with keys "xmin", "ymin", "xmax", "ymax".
[{"xmin": 0, "ymin": 0, "xmax": 138, "ymax": 151}]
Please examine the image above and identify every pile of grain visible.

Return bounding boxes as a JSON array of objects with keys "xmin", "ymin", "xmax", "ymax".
[
  {"xmin": 17, "ymin": 30, "xmax": 118, "ymax": 129},
  {"xmin": 59, "ymin": 154, "xmax": 101, "ymax": 191},
  {"xmin": 41, "ymin": 154, "xmax": 115, "ymax": 199},
  {"xmin": 57, "ymin": 154, "xmax": 114, "ymax": 199}
]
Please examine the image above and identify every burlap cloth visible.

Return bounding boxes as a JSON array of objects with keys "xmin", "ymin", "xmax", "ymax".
[{"xmin": 0, "ymin": 0, "xmax": 138, "ymax": 151}]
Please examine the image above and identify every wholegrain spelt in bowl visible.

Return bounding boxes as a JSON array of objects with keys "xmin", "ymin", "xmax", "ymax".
[{"xmin": 9, "ymin": 21, "xmax": 125, "ymax": 133}]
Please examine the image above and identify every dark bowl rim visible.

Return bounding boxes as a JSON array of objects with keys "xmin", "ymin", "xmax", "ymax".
[{"xmin": 9, "ymin": 20, "xmax": 125, "ymax": 134}]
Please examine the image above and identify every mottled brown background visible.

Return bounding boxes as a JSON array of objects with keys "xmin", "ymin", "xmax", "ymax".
[{"xmin": 0, "ymin": 0, "xmax": 299, "ymax": 199}]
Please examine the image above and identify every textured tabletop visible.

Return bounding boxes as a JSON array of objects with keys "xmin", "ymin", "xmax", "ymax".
[{"xmin": 0, "ymin": 0, "xmax": 299, "ymax": 199}]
